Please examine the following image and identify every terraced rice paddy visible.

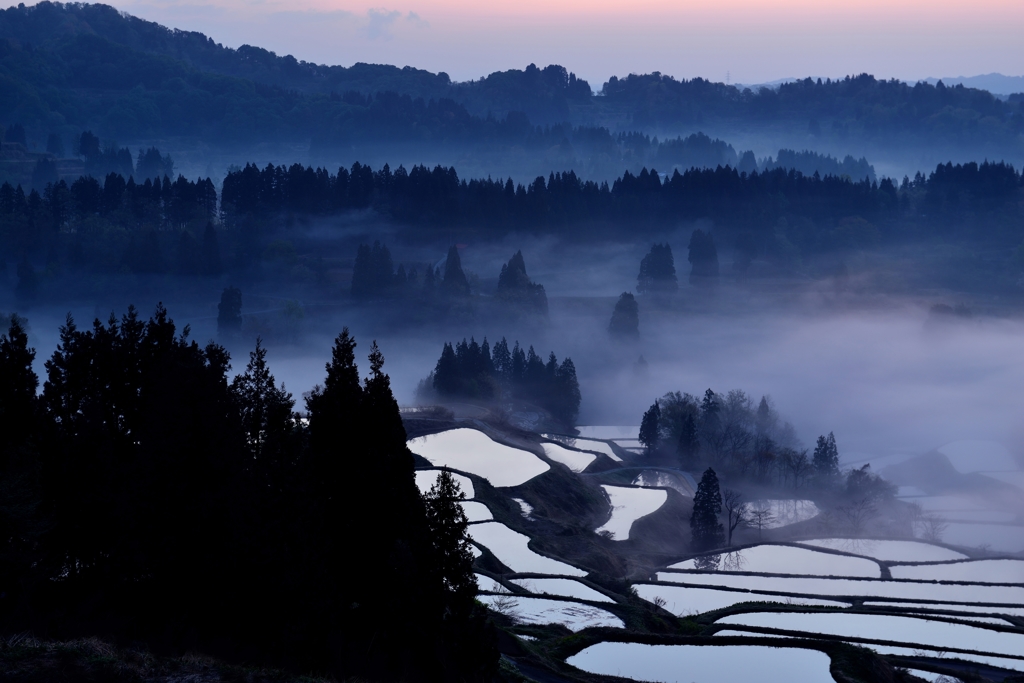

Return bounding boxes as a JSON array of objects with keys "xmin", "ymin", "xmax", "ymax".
[
  {"xmin": 539, "ymin": 442, "xmax": 596, "ymax": 473},
  {"xmin": 669, "ymin": 545, "xmax": 882, "ymax": 577},
  {"xmin": 408, "ymin": 428, "xmax": 549, "ymax": 487},
  {"xmin": 656, "ymin": 571, "xmax": 1024, "ymax": 604},
  {"xmin": 466, "ymin": 521, "xmax": 586, "ymax": 576},
  {"xmin": 890, "ymin": 559, "xmax": 1024, "ymax": 583},
  {"xmin": 510, "ymin": 577, "xmax": 614, "ymax": 603},
  {"xmin": 476, "ymin": 595, "xmax": 623, "ymax": 631},
  {"xmin": 595, "ymin": 485, "xmax": 668, "ymax": 540},
  {"xmin": 566, "ymin": 642, "xmax": 834, "ymax": 683},
  {"xmin": 746, "ymin": 499, "xmax": 819, "ymax": 528},
  {"xmin": 799, "ymin": 538, "xmax": 967, "ymax": 563},
  {"xmin": 715, "ymin": 611, "xmax": 1024, "ymax": 660},
  {"xmin": 634, "ymin": 583, "xmax": 848, "ymax": 616}
]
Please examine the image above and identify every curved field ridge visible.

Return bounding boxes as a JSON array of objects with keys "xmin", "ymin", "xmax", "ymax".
[
  {"xmin": 800, "ymin": 538, "xmax": 967, "ymax": 563},
  {"xmin": 717, "ymin": 611, "xmax": 1024, "ymax": 660},
  {"xmin": 408, "ymin": 429, "xmax": 549, "ymax": 487},
  {"xmin": 467, "ymin": 522, "xmax": 586, "ymax": 576},
  {"xmin": 595, "ymin": 485, "xmax": 668, "ymax": 540},
  {"xmin": 567, "ymin": 642, "xmax": 833, "ymax": 683},
  {"xmin": 635, "ymin": 583, "xmax": 847, "ymax": 616},
  {"xmin": 656, "ymin": 572, "xmax": 1024, "ymax": 605},
  {"xmin": 477, "ymin": 595, "xmax": 622, "ymax": 631},
  {"xmin": 415, "ymin": 469, "xmax": 475, "ymax": 499},
  {"xmin": 540, "ymin": 442, "xmax": 596, "ymax": 473},
  {"xmin": 890, "ymin": 559, "xmax": 1024, "ymax": 584},
  {"xmin": 863, "ymin": 600, "xmax": 1024, "ymax": 617},
  {"xmin": 670, "ymin": 545, "xmax": 881, "ymax": 578},
  {"xmin": 511, "ymin": 577, "xmax": 614, "ymax": 603}
]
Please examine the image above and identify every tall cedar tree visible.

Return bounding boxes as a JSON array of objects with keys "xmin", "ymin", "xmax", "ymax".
[
  {"xmin": 678, "ymin": 412, "xmax": 700, "ymax": 465},
  {"xmin": 217, "ymin": 286, "xmax": 242, "ymax": 335},
  {"xmin": 812, "ymin": 431, "xmax": 841, "ymax": 485},
  {"xmin": 609, "ymin": 292, "xmax": 640, "ymax": 338},
  {"xmin": 691, "ymin": 467, "xmax": 725, "ymax": 551},
  {"xmin": 495, "ymin": 250, "xmax": 548, "ymax": 316},
  {"xmin": 639, "ymin": 400, "xmax": 661, "ymax": 453},
  {"xmin": 442, "ymin": 245, "xmax": 471, "ymax": 297},
  {"xmin": 637, "ymin": 243, "xmax": 678, "ymax": 294},
  {"xmin": 0, "ymin": 316, "xmax": 44, "ymax": 600}
]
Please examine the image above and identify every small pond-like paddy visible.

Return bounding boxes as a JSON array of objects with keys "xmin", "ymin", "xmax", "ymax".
[
  {"xmin": 566, "ymin": 642, "xmax": 834, "ymax": 683},
  {"xmin": 408, "ymin": 429, "xmax": 549, "ymax": 487},
  {"xmin": 595, "ymin": 485, "xmax": 668, "ymax": 540},
  {"xmin": 670, "ymin": 544, "xmax": 881, "ymax": 577}
]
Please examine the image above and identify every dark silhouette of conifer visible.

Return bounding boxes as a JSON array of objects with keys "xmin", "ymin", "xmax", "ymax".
[
  {"xmin": 423, "ymin": 469, "xmax": 477, "ymax": 604},
  {"xmin": 691, "ymin": 467, "xmax": 724, "ymax": 551},
  {"xmin": 637, "ymin": 243, "xmax": 678, "ymax": 294},
  {"xmin": 639, "ymin": 400, "xmax": 661, "ymax": 453},
  {"xmin": 609, "ymin": 292, "xmax": 639, "ymax": 338},
  {"xmin": 217, "ymin": 286, "xmax": 242, "ymax": 335},
  {"xmin": 813, "ymin": 431, "xmax": 841, "ymax": 485},
  {"xmin": 495, "ymin": 250, "xmax": 547, "ymax": 316},
  {"xmin": 442, "ymin": 245, "xmax": 470, "ymax": 297},
  {"xmin": 678, "ymin": 412, "xmax": 700, "ymax": 465}
]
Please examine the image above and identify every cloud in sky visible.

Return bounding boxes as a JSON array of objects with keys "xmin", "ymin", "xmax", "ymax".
[{"xmin": 365, "ymin": 8, "xmax": 401, "ymax": 40}]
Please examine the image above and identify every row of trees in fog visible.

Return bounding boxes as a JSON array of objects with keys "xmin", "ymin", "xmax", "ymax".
[
  {"xmin": 3, "ymin": 158, "xmax": 1023, "ymax": 303},
  {"xmin": 421, "ymin": 336, "xmax": 581, "ymax": 425},
  {"xmin": 0, "ymin": 311, "xmax": 495, "ymax": 680},
  {"xmin": 638, "ymin": 389, "xmax": 891, "ymax": 496}
]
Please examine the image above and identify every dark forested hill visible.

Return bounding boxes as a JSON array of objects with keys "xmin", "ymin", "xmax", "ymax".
[{"xmin": 1, "ymin": 2, "xmax": 1022, "ymax": 175}]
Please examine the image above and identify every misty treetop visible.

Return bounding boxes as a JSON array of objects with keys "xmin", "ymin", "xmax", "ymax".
[
  {"xmin": 0, "ymin": 308, "xmax": 497, "ymax": 681},
  {"xmin": 637, "ymin": 243, "xmax": 678, "ymax": 294},
  {"xmin": 424, "ymin": 336, "xmax": 581, "ymax": 426},
  {"xmin": 495, "ymin": 249, "xmax": 548, "ymax": 317},
  {"xmin": 608, "ymin": 292, "xmax": 639, "ymax": 339}
]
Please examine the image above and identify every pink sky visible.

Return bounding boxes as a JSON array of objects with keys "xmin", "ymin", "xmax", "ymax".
[{"xmin": 70, "ymin": 0, "xmax": 1024, "ymax": 84}]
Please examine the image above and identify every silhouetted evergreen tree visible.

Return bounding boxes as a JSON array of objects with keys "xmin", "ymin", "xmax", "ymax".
[
  {"xmin": 609, "ymin": 291, "xmax": 639, "ymax": 338},
  {"xmin": 495, "ymin": 250, "xmax": 547, "ymax": 316},
  {"xmin": 812, "ymin": 431, "xmax": 840, "ymax": 486},
  {"xmin": 217, "ymin": 286, "xmax": 242, "ymax": 336},
  {"xmin": 442, "ymin": 245, "xmax": 470, "ymax": 297},
  {"xmin": 639, "ymin": 400, "xmax": 661, "ymax": 453},
  {"xmin": 691, "ymin": 467, "xmax": 724, "ymax": 551},
  {"xmin": 637, "ymin": 243, "xmax": 678, "ymax": 294},
  {"xmin": 678, "ymin": 413, "xmax": 700, "ymax": 465}
]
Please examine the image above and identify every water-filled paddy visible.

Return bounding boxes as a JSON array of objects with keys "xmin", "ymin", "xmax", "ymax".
[
  {"xmin": 941, "ymin": 523, "xmax": 1024, "ymax": 553},
  {"xmin": 575, "ymin": 426, "xmax": 640, "ymax": 439},
  {"xmin": 657, "ymin": 571, "xmax": 1024, "ymax": 604},
  {"xmin": 747, "ymin": 500, "xmax": 819, "ymax": 528},
  {"xmin": 800, "ymin": 538, "xmax": 967, "ymax": 563},
  {"xmin": 567, "ymin": 642, "xmax": 833, "ymax": 683},
  {"xmin": 467, "ymin": 522, "xmax": 587, "ymax": 576},
  {"xmin": 669, "ymin": 545, "xmax": 881, "ymax": 577},
  {"xmin": 539, "ymin": 442, "xmax": 596, "ymax": 473},
  {"xmin": 717, "ymin": 611, "xmax": 1024, "ymax": 659},
  {"xmin": 634, "ymin": 583, "xmax": 847, "ymax": 616},
  {"xmin": 460, "ymin": 501, "xmax": 493, "ymax": 522},
  {"xmin": 476, "ymin": 595, "xmax": 623, "ymax": 631},
  {"xmin": 414, "ymin": 469, "xmax": 475, "ymax": 498},
  {"xmin": 890, "ymin": 559, "xmax": 1024, "ymax": 584},
  {"xmin": 511, "ymin": 577, "xmax": 614, "ymax": 603},
  {"xmin": 408, "ymin": 429, "xmax": 549, "ymax": 487},
  {"xmin": 571, "ymin": 438, "xmax": 623, "ymax": 462},
  {"xmin": 595, "ymin": 485, "xmax": 668, "ymax": 540}
]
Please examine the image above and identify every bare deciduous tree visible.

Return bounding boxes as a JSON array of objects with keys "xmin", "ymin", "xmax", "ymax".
[
  {"xmin": 722, "ymin": 488, "xmax": 749, "ymax": 546},
  {"xmin": 919, "ymin": 512, "xmax": 949, "ymax": 543},
  {"xmin": 749, "ymin": 506, "xmax": 776, "ymax": 540}
]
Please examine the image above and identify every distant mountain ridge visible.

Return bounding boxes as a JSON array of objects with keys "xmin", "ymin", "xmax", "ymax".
[{"xmin": 919, "ymin": 74, "xmax": 1024, "ymax": 96}]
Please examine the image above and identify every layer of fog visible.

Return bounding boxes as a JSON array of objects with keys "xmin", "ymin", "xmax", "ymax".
[{"xmin": 11, "ymin": 231, "xmax": 1024, "ymax": 473}]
